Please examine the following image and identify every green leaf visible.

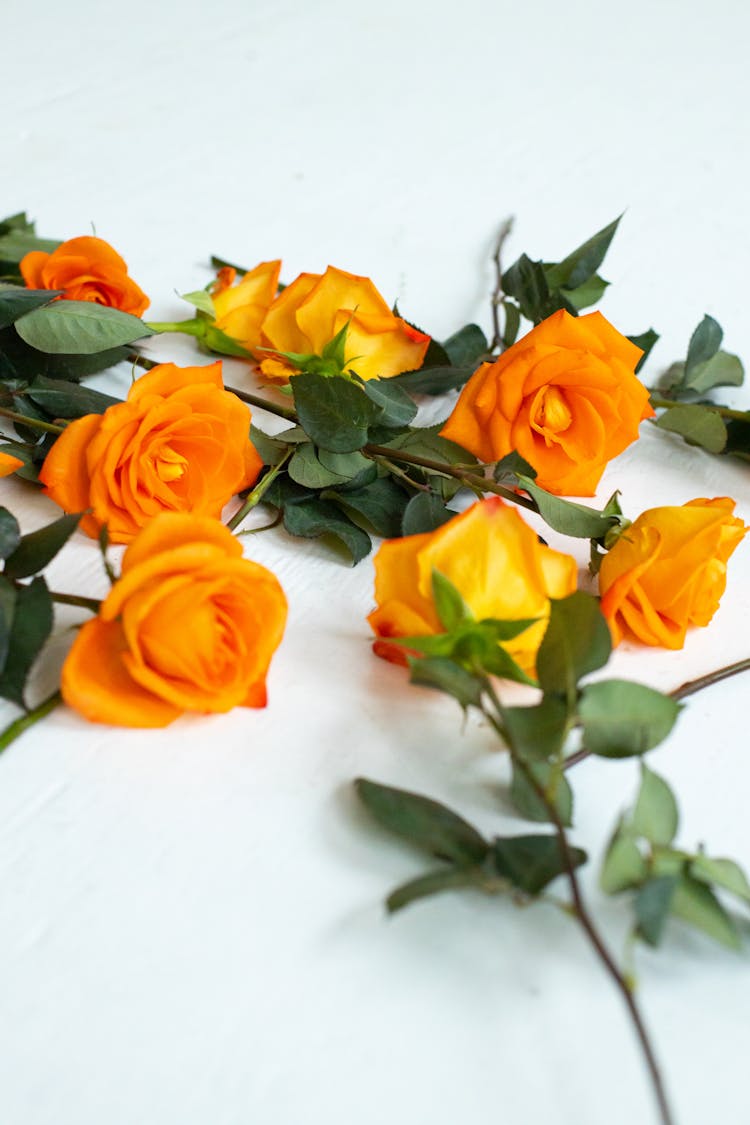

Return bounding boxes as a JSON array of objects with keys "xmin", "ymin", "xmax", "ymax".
[
  {"xmin": 559, "ymin": 273, "xmax": 608, "ymax": 311},
  {"xmin": 685, "ymin": 314, "xmax": 722, "ymax": 377},
  {"xmin": 441, "ymin": 323, "xmax": 488, "ymax": 368},
  {"xmin": 4, "ymin": 513, "xmax": 84, "ymax": 579},
  {"xmin": 631, "ymin": 765, "xmax": 679, "ymax": 846},
  {"xmin": 502, "ymin": 254, "xmax": 551, "ymax": 323},
  {"xmin": 318, "ymin": 449, "xmax": 376, "ymax": 490},
  {"xmin": 180, "ymin": 289, "xmax": 215, "ymax": 317},
  {"xmin": 0, "ymin": 576, "xmax": 16, "ymax": 671},
  {"xmin": 493, "ymin": 452, "xmax": 537, "ymax": 482},
  {"xmin": 690, "ymin": 854, "xmax": 750, "ymax": 903},
  {"xmin": 635, "ymin": 875, "xmax": 679, "ymax": 946},
  {"xmin": 282, "ymin": 497, "xmax": 371, "ymax": 564},
  {"xmin": 291, "ymin": 371, "xmax": 378, "ymax": 453},
  {"xmin": 0, "ymin": 508, "xmax": 21, "ymax": 560},
  {"xmin": 386, "ymin": 867, "xmax": 487, "ymax": 913},
  {"xmin": 15, "ymin": 301, "xmax": 154, "ymax": 354},
  {"xmin": 0, "ymin": 231, "xmax": 60, "ymax": 263},
  {"xmin": 391, "ymin": 365, "xmax": 476, "ymax": 395},
  {"xmin": 361, "ymin": 378, "xmax": 418, "ymax": 429},
  {"xmin": 248, "ymin": 425, "xmax": 290, "ymax": 465},
  {"xmin": 685, "ymin": 350, "xmax": 744, "ymax": 395},
  {"xmin": 288, "ymin": 443, "xmax": 349, "ymax": 489},
  {"xmin": 354, "ymin": 778, "xmax": 489, "ymax": 866},
  {"xmin": 628, "ymin": 328, "xmax": 659, "ymax": 374},
  {"xmin": 502, "ymin": 300, "xmax": 521, "ymax": 348},
  {"xmin": 26, "ymin": 375, "xmax": 120, "ymax": 418},
  {"xmin": 509, "ymin": 760, "xmax": 573, "ymax": 827},
  {"xmin": 325, "ymin": 477, "xmax": 407, "ymax": 537},
  {"xmin": 0, "ymin": 287, "xmax": 62, "ymax": 329},
  {"xmin": 431, "ymin": 570, "xmax": 472, "ymax": 631},
  {"xmin": 671, "ymin": 874, "xmax": 742, "ymax": 949},
  {"xmin": 503, "ymin": 696, "xmax": 569, "ymax": 761},
  {"xmin": 0, "ymin": 576, "xmax": 53, "ymax": 706},
  {"xmin": 544, "ymin": 216, "xmax": 621, "ymax": 291},
  {"xmin": 492, "ymin": 834, "xmax": 586, "ymax": 895},
  {"xmin": 654, "ymin": 405, "xmax": 727, "ymax": 454},
  {"xmin": 536, "ymin": 592, "xmax": 612, "ymax": 699},
  {"xmin": 519, "ymin": 475, "xmax": 614, "ymax": 539},
  {"xmin": 408, "ymin": 655, "xmax": 483, "ymax": 710},
  {"xmin": 579, "ymin": 680, "xmax": 680, "ymax": 759},
  {"xmin": 600, "ymin": 827, "xmax": 648, "ymax": 893},
  {"xmin": 401, "ymin": 492, "xmax": 455, "ymax": 536}
]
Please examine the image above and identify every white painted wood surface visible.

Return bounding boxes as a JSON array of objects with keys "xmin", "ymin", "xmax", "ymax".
[{"xmin": 2, "ymin": 1, "xmax": 749, "ymax": 1122}]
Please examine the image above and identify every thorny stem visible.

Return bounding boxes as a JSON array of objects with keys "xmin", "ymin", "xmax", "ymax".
[
  {"xmin": 0, "ymin": 690, "xmax": 62, "ymax": 754},
  {"xmin": 565, "ymin": 655, "xmax": 750, "ymax": 769},
  {"xmin": 0, "ymin": 407, "xmax": 64, "ymax": 435},
  {"xmin": 481, "ymin": 677, "xmax": 674, "ymax": 1125},
  {"xmin": 489, "ymin": 216, "xmax": 515, "ymax": 354},
  {"xmin": 363, "ymin": 444, "xmax": 537, "ymax": 511},
  {"xmin": 227, "ymin": 449, "xmax": 293, "ymax": 532}
]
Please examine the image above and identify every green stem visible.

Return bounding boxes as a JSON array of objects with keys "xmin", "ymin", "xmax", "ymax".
[
  {"xmin": 227, "ymin": 450, "xmax": 293, "ymax": 532},
  {"xmin": 480, "ymin": 683, "xmax": 674, "ymax": 1125},
  {"xmin": 146, "ymin": 319, "xmax": 206, "ymax": 338},
  {"xmin": 0, "ymin": 407, "xmax": 64, "ymax": 435},
  {"xmin": 650, "ymin": 396, "xmax": 749, "ymax": 422},
  {"xmin": 0, "ymin": 690, "xmax": 62, "ymax": 754},
  {"xmin": 49, "ymin": 591, "xmax": 101, "ymax": 613},
  {"xmin": 225, "ymin": 385, "xmax": 297, "ymax": 422}
]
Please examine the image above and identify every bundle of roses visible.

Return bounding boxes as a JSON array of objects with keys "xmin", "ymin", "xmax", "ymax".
[{"xmin": 0, "ymin": 210, "xmax": 748, "ymax": 1125}]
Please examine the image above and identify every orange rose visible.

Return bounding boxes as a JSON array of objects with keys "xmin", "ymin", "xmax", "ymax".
[
  {"xmin": 61, "ymin": 513, "xmax": 287, "ymax": 727},
  {"xmin": 20, "ymin": 235, "xmax": 149, "ymax": 317},
  {"xmin": 599, "ymin": 498, "xmax": 747, "ymax": 648},
  {"xmin": 39, "ymin": 361, "xmax": 262, "ymax": 544},
  {"xmin": 0, "ymin": 452, "xmax": 23, "ymax": 477},
  {"xmin": 440, "ymin": 309, "xmax": 653, "ymax": 496},
  {"xmin": 368, "ymin": 497, "xmax": 577, "ymax": 674},
  {"xmin": 258, "ymin": 265, "xmax": 430, "ymax": 383},
  {"xmin": 210, "ymin": 260, "xmax": 281, "ymax": 353}
]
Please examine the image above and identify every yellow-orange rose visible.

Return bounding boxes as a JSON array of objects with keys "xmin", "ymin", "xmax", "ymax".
[
  {"xmin": 39, "ymin": 361, "xmax": 262, "ymax": 544},
  {"xmin": 440, "ymin": 309, "xmax": 652, "ymax": 496},
  {"xmin": 368, "ymin": 497, "xmax": 577, "ymax": 675},
  {"xmin": 210, "ymin": 260, "xmax": 281, "ymax": 353},
  {"xmin": 258, "ymin": 265, "xmax": 430, "ymax": 383},
  {"xmin": 61, "ymin": 514, "xmax": 287, "ymax": 727},
  {"xmin": 599, "ymin": 498, "xmax": 746, "ymax": 648},
  {"xmin": 20, "ymin": 235, "xmax": 149, "ymax": 317}
]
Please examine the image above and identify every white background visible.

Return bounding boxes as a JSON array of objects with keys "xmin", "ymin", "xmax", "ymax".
[{"xmin": 2, "ymin": 1, "xmax": 750, "ymax": 1122}]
